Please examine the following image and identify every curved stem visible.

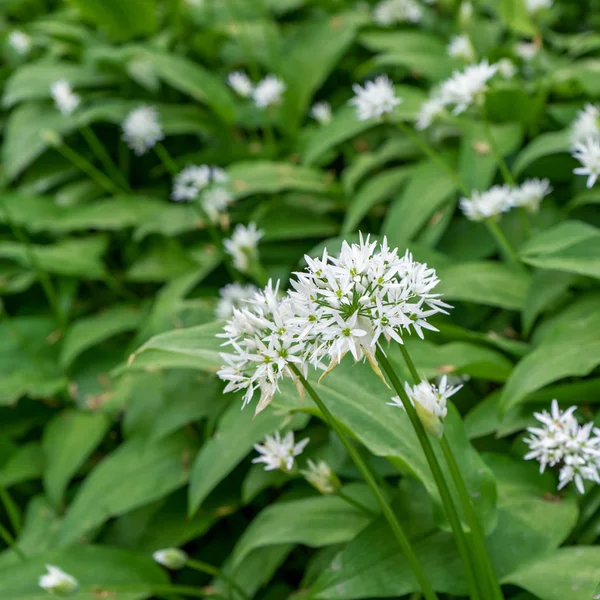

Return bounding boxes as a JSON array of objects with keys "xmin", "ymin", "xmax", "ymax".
[
  {"xmin": 81, "ymin": 126, "xmax": 131, "ymax": 192},
  {"xmin": 289, "ymin": 364, "xmax": 438, "ymax": 600},
  {"xmin": 154, "ymin": 142, "xmax": 178, "ymax": 176},
  {"xmin": 484, "ymin": 219, "xmax": 525, "ymax": 272},
  {"xmin": 0, "ymin": 523, "xmax": 26, "ymax": 561},
  {"xmin": 480, "ymin": 112, "xmax": 514, "ymax": 186},
  {"xmin": 0, "ymin": 486, "xmax": 21, "ymax": 535},
  {"xmin": 187, "ymin": 558, "xmax": 250, "ymax": 600},
  {"xmin": 375, "ymin": 348, "xmax": 482, "ymax": 600},
  {"xmin": 337, "ymin": 489, "xmax": 379, "ymax": 517}
]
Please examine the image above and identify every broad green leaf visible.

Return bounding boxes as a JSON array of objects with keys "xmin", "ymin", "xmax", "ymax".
[
  {"xmin": 42, "ymin": 410, "xmax": 111, "ymax": 509},
  {"xmin": 0, "ymin": 442, "xmax": 43, "ymax": 487},
  {"xmin": 56, "ymin": 432, "xmax": 197, "ymax": 546},
  {"xmin": 259, "ymin": 204, "xmax": 339, "ymax": 241},
  {"xmin": 436, "ymin": 261, "xmax": 531, "ymax": 310},
  {"xmin": 513, "ymin": 129, "xmax": 571, "ymax": 175},
  {"xmin": 66, "ymin": 0, "xmax": 157, "ymax": 40},
  {"xmin": 498, "ymin": 0, "xmax": 536, "ymax": 35}
]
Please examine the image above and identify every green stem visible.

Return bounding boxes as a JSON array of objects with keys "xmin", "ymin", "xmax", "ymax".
[
  {"xmin": 337, "ymin": 489, "xmax": 379, "ymax": 517},
  {"xmin": 187, "ymin": 558, "xmax": 250, "ymax": 600},
  {"xmin": 375, "ymin": 348, "xmax": 481, "ymax": 600},
  {"xmin": 289, "ymin": 364, "xmax": 438, "ymax": 600},
  {"xmin": 399, "ymin": 345, "xmax": 503, "ymax": 600},
  {"xmin": 0, "ymin": 486, "xmax": 21, "ymax": 536},
  {"xmin": 0, "ymin": 523, "xmax": 26, "ymax": 561},
  {"xmin": 484, "ymin": 219, "xmax": 525, "ymax": 272},
  {"xmin": 481, "ymin": 111, "xmax": 514, "ymax": 186},
  {"xmin": 154, "ymin": 142, "xmax": 178, "ymax": 176},
  {"xmin": 570, "ymin": 486, "xmax": 600, "ymax": 542}
]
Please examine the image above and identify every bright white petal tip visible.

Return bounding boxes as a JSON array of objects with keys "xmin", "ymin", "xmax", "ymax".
[{"xmin": 39, "ymin": 565, "xmax": 78, "ymax": 597}]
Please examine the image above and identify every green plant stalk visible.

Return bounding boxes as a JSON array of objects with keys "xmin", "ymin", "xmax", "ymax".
[
  {"xmin": 337, "ymin": 489, "xmax": 379, "ymax": 517},
  {"xmin": 289, "ymin": 364, "xmax": 439, "ymax": 600},
  {"xmin": 187, "ymin": 558, "xmax": 250, "ymax": 600},
  {"xmin": 398, "ymin": 344, "xmax": 503, "ymax": 600},
  {"xmin": 80, "ymin": 126, "xmax": 131, "ymax": 191},
  {"xmin": 154, "ymin": 142, "xmax": 178, "ymax": 176},
  {"xmin": 0, "ymin": 486, "xmax": 21, "ymax": 536},
  {"xmin": 484, "ymin": 218, "xmax": 525, "ymax": 272},
  {"xmin": 570, "ymin": 486, "xmax": 600, "ymax": 542},
  {"xmin": 375, "ymin": 347, "xmax": 482, "ymax": 600},
  {"xmin": 0, "ymin": 523, "xmax": 26, "ymax": 561},
  {"xmin": 480, "ymin": 111, "xmax": 515, "ymax": 186}
]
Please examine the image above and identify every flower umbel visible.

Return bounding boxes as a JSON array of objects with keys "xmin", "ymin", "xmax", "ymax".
[
  {"xmin": 512, "ymin": 178, "xmax": 552, "ymax": 212},
  {"xmin": 447, "ymin": 34, "xmax": 475, "ymax": 62},
  {"xmin": 570, "ymin": 104, "xmax": 600, "ymax": 147},
  {"xmin": 216, "ymin": 282, "xmax": 260, "ymax": 319},
  {"xmin": 39, "ymin": 565, "xmax": 78, "ymax": 597},
  {"xmin": 50, "ymin": 80, "xmax": 80, "ymax": 116},
  {"xmin": 8, "ymin": 30, "xmax": 31, "ymax": 55},
  {"xmin": 224, "ymin": 222, "xmax": 264, "ymax": 273},
  {"xmin": 228, "ymin": 71, "xmax": 253, "ymax": 97},
  {"xmin": 301, "ymin": 459, "xmax": 340, "ymax": 494},
  {"xmin": 459, "ymin": 185, "xmax": 514, "ymax": 221},
  {"xmin": 253, "ymin": 431, "xmax": 309, "ymax": 472},
  {"xmin": 373, "ymin": 0, "xmax": 423, "ymax": 26},
  {"xmin": 350, "ymin": 76, "xmax": 402, "ymax": 121},
  {"xmin": 438, "ymin": 60, "xmax": 498, "ymax": 115},
  {"xmin": 153, "ymin": 548, "xmax": 188, "ymax": 570},
  {"xmin": 122, "ymin": 105, "xmax": 164, "ymax": 155},
  {"xmin": 311, "ymin": 101, "xmax": 332, "ymax": 125},
  {"xmin": 572, "ymin": 138, "xmax": 600, "ymax": 188},
  {"xmin": 253, "ymin": 75, "xmax": 286, "ymax": 108}
]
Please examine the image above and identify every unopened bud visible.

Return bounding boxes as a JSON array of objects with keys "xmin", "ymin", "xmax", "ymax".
[{"xmin": 152, "ymin": 548, "xmax": 188, "ymax": 570}]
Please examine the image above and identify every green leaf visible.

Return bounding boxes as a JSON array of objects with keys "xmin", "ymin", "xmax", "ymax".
[
  {"xmin": 56, "ymin": 432, "xmax": 197, "ymax": 546},
  {"xmin": 498, "ymin": 0, "xmax": 536, "ymax": 35},
  {"xmin": 66, "ymin": 0, "xmax": 157, "ymax": 40},
  {"xmin": 0, "ymin": 442, "xmax": 43, "ymax": 487},
  {"xmin": 42, "ymin": 410, "xmax": 111, "ymax": 509},
  {"xmin": 513, "ymin": 129, "xmax": 571, "ymax": 175}
]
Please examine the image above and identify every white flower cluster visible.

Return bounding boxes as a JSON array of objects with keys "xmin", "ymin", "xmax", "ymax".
[
  {"xmin": 39, "ymin": 565, "xmax": 78, "ymax": 597},
  {"xmin": 447, "ymin": 34, "xmax": 475, "ymax": 62},
  {"xmin": 460, "ymin": 179, "xmax": 551, "ymax": 221},
  {"xmin": 224, "ymin": 222, "xmax": 264, "ymax": 274},
  {"xmin": 301, "ymin": 459, "xmax": 340, "ymax": 494},
  {"xmin": 388, "ymin": 375, "xmax": 462, "ymax": 438},
  {"xmin": 373, "ymin": 0, "xmax": 423, "ymax": 26},
  {"xmin": 418, "ymin": 60, "xmax": 498, "ymax": 127},
  {"xmin": 311, "ymin": 101, "xmax": 332, "ymax": 125},
  {"xmin": 8, "ymin": 30, "xmax": 31, "ymax": 55},
  {"xmin": 228, "ymin": 72, "xmax": 286, "ymax": 108},
  {"xmin": 122, "ymin": 105, "xmax": 164, "ymax": 155},
  {"xmin": 350, "ymin": 76, "xmax": 402, "ymax": 121},
  {"xmin": 50, "ymin": 80, "xmax": 80, "ymax": 116},
  {"xmin": 216, "ymin": 282, "xmax": 260, "ymax": 319},
  {"xmin": 217, "ymin": 235, "xmax": 450, "ymax": 414},
  {"xmin": 253, "ymin": 431, "xmax": 309, "ymax": 472},
  {"xmin": 570, "ymin": 104, "xmax": 600, "ymax": 188},
  {"xmin": 526, "ymin": 0, "xmax": 552, "ymax": 13},
  {"xmin": 227, "ymin": 71, "xmax": 253, "ymax": 98},
  {"xmin": 524, "ymin": 400, "xmax": 600, "ymax": 494},
  {"xmin": 514, "ymin": 41, "xmax": 539, "ymax": 62}
]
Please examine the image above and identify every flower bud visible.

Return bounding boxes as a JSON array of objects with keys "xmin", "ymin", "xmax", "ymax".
[
  {"xmin": 39, "ymin": 565, "xmax": 78, "ymax": 597},
  {"xmin": 301, "ymin": 459, "xmax": 341, "ymax": 495},
  {"xmin": 152, "ymin": 548, "xmax": 188, "ymax": 570}
]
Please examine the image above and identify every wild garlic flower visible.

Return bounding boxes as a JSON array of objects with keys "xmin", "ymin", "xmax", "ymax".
[
  {"xmin": 416, "ymin": 96, "xmax": 446, "ymax": 130},
  {"xmin": 460, "ymin": 185, "xmax": 513, "ymax": 221},
  {"xmin": 311, "ymin": 101, "xmax": 332, "ymax": 125},
  {"xmin": 224, "ymin": 222, "xmax": 264, "ymax": 273},
  {"xmin": 515, "ymin": 41, "xmax": 539, "ymax": 61},
  {"xmin": 227, "ymin": 71, "xmax": 253, "ymax": 97},
  {"xmin": 447, "ymin": 34, "xmax": 475, "ymax": 62},
  {"xmin": 572, "ymin": 139, "xmax": 600, "ymax": 188},
  {"xmin": 153, "ymin": 548, "xmax": 188, "ymax": 570},
  {"xmin": 512, "ymin": 178, "xmax": 552, "ymax": 212},
  {"xmin": 570, "ymin": 104, "xmax": 600, "ymax": 147},
  {"xmin": 301, "ymin": 459, "xmax": 340, "ymax": 494},
  {"xmin": 253, "ymin": 431, "xmax": 309, "ymax": 472},
  {"xmin": 50, "ymin": 80, "xmax": 80, "ymax": 116},
  {"xmin": 8, "ymin": 30, "xmax": 31, "ymax": 55},
  {"xmin": 438, "ymin": 60, "xmax": 498, "ymax": 115},
  {"xmin": 388, "ymin": 375, "xmax": 462, "ymax": 438},
  {"xmin": 122, "ymin": 105, "xmax": 164, "ymax": 155},
  {"xmin": 253, "ymin": 75, "xmax": 286, "ymax": 108},
  {"xmin": 350, "ymin": 76, "xmax": 402, "ymax": 121},
  {"xmin": 39, "ymin": 565, "xmax": 78, "ymax": 597},
  {"xmin": 524, "ymin": 400, "xmax": 600, "ymax": 494},
  {"xmin": 216, "ymin": 282, "xmax": 260, "ymax": 319},
  {"xmin": 373, "ymin": 0, "xmax": 423, "ymax": 26},
  {"xmin": 497, "ymin": 58, "xmax": 517, "ymax": 79},
  {"xmin": 171, "ymin": 165, "xmax": 212, "ymax": 201},
  {"xmin": 526, "ymin": 0, "xmax": 552, "ymax": 13}
]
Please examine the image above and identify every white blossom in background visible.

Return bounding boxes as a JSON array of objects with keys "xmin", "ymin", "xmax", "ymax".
[
  {"xmin": 350, "ymin": 76, "xmax": 402, "ymax": 121},
  {"xmin": 515, "ymin": 41, "xmax": 539, "ymax": 61},
  {"xmin": 438, "ymin": 60, "xmax": 498, "ymax": 115},
  {"xmin": 570, "ymin": 104, "xmax": 600, "ymax": 146},
  {"xmin": 253, "ymin": 75, "xmax": 286, "ymax": 108},
  {"xmin": 416, "ymin": 96, "xmax": 445, "ymax": 130},
  {"xmin": 459, "ymin": 1, "xmax": 473, "ymax": 25},
  {"xmin": 224, "ymin": 222, "xmax": 264, "ymax": 273},
  {"xmin": 373, "ymin": 0, "xmax": 423, "ymax": 26},
  {"xmin": 171, "ymin": 165, "xmax": 212, "ymax": 202},
  {"xmin": 39, "ymin": 565, "xmax": 78, "ymax": 597},
  {"xmin": 524, "ymin": 400, "xmax": 600, "ymax": 494},
  {"xmin": 497, "ymin": 58, "xmax": 517, "ymax": 79},
  {"xmin": 572, "ymin": 139, "xmax": 600, "ymax": 188},
  {"xmin": 202, "ymin": 187, "xmax": 234, "ymax": 223},
  {"xmin": 228, "ymin": 71, "xmax": 253, "ymax": 97},
  {"xmin": 447, "ymin": 34, "xmax": 475, "ymax": 62},
  {"xmin": 8, "ymin": 30, "xmax": 31, "ymax": 55},
  {"xmin": 301, "ymin": 460, "xmax": 340, "ymax": 494},
  {"xmin": 311, "ymin": 101, "xmax": 332, "ymax": 125},
  {"xmin": 526, "ymin": 0, "xmax": 552, "ymax": 13},
  {"xmin": 388, "ymin": 375, "xmax": 462, "ymax": 438},
  {"xmin": 50, "ymin": 80, "xmax": 80, "ymax": 116},
  {"xmin": 253, "ymin": 431, "xmax": 309, "ymax": 472},
  {"xmin": 459, "ymin": 185, "xmax": 514, "ymax": 221},
  {"xmin": 216, "ymin": 282, "xmax": 260, "ymax": 319},
  {"xmin": 122, "ymin": 105, "xmax": 164, "ymax": 155},
  {"xmin": 512, "ymin": 178, "xmax": 552, "ymax": 212},
  {"xmin": 153, "ymin": 548, "xmax": 188, "ymax": 570}
]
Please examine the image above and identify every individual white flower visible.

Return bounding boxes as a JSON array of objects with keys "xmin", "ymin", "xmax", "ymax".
[
  {"xmin": 216, "ymin": 282, "xmax": 260, "ymax": 319},
  {"xmin": 438, "ymin": 60, "xmax": 498, "ymax": 115},
  {"xmin": 253, "ymin": 75, "xmax": 286, "ymax": 108},
  {"xmin": 301, "ymin": 459, "xmax": 340, "ymax": 495},
  {"xmin": 573, "ymin": 138, "xmax": 600, "ymax": 188},
  {"xmin": 416, "ymin": 96, "xmax": 446, "ymax": 130},
  {"xmin": 171, "ymin": 165, "xmax": 212, "ymax": 202},
  {"xmin": 512, "ymin": 178, "xmax": 552, "ymax": 212},
  {"xmin": 388, "ymin": 376, "xmax": 462, "ymax": 438},
  {"xmin": 311, "ymin": 101, "xmax": 332, "ymax": 125},
  {"xmin": 373, "ymin": 0, "xmax": 423, "ymax": 25},
  {"xmin": 447, "ymin": 34, "xmax": 475, "ymax": 62},
  {"xmin": 153, "ymin": 548, "xmax": 188, "ymax": 570},
  {"xmin": 202, "ymin": 187, "xmax": 234, "ymax": 223},
  {"xmin": 570, "ymin": 104, "xmax": 600, "ymax": 147},
  {"xmin": 253, "ymin": 431, "xmax": 309, "ymax": 472},
  {"xmin": 39, "ymin": 565, "xmax": 78, "ymax": 597},
  {"xmin": 122, "ymin": 105, "xmax": 164, "ymax": 155},
  {"xmin": 515, "ymin": 41, "xmax": 539, "ymax": 61},
  {"xmin": 526, "ymin": 0, "xmax": 552, "ymax": 12},
  {"xmin": 524, "ymin": 400, "xmax": 600, "ymax": 494},
  {"xmin": 50, "ymin": 80, "xmax": 80, "ymax": 116},
  {"xmin": 350, "ymin": 76, "xmax": 402, "ymax": 121},
  {"xmin": 228, "ymin": 71, "xmax": 253, "ymax": 97},
  {"xmin": 459, "ymin": 185, "xmax": 514, "ymax": 221},
  {"xmin": 8, "ymin": 30, "xmax": 31, "ymax": 55},
  {"xmin": 497, "ymin": 58, "xmax": 517, "ymax": 79},
  {"xmin": 224, "ymin": 222, "xmax": 264, "ymax": 273}
]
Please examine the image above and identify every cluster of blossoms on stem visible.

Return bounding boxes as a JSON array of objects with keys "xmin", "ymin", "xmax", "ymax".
[
  {"xmin": 460, "ymin": 178, "xmax": 552, "ymax": 221},
  {"xmin": 216, "ymin": 282, "xmax": 260, "ymax": 319},
  {"xmin": 447, "ymin": 34, "xmax": 475, "ymax": 62},
  {"xmin": 217, "ymin": 235, "xmax": 450, "ymax": 415},
  {"xmin": 39, "ymin": 565, "xmax": 78, "ymax": 597},
  {"xmin": 223, "ymin": 222, "xmax": 264, "ymax": 274},
  {"xmin": 227, "ymin": 72, "xmax": 286, "ymax": 109},
  {"xmin": 253, "ymin": 431, "xmax": 309, "ymax": 471},
  {"xmin": 50, "ymin": 80, "xmax": 80, "ymax": 116},
  {"xmin": 121, "ymin": 105, "xmax": 164, "ymax": 155},
  {"xmin": 301, "ymin": 459, "xmax": 340, "ymax": 494},
  {"xmin": 8, "ymin": 30, "xmax": 31, "ymax": 55},
  {"xmin": 524, "ymin": 400, "xmax": 600, "ymax": 494},
  {"xmin": 373, "ymin": 0, "xmax": 423, "ymax": 25},
  {"xmin": 227, "ymin": 71, "xmax": 253, "ymax": 98},
  {"xmin": 350, "ymin": 76, "xmax": 402, "ymax": 121},
  {"xmin": 311, "ymin": 101, "xmax": 332, "ymax": 125},
  {"xmin": 570, "ymin": 104, "xmax": 600, "ymax": 188}
]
